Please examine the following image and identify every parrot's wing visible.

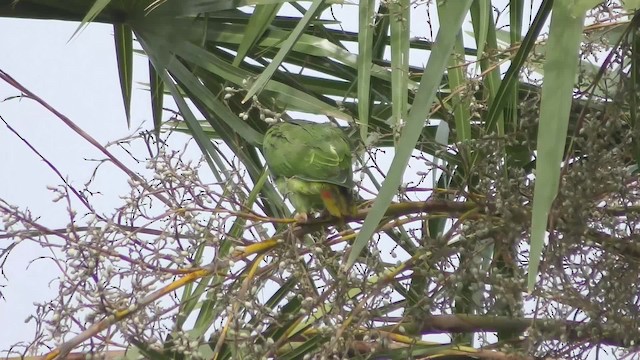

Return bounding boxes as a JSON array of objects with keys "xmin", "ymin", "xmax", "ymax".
[{"xmin": 263, "ymin": 121, "xmax": 354, "ymax": 189}]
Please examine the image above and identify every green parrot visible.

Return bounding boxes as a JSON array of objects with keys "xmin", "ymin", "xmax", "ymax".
[{"xmin": 262, "ymin": 120, "xmax": 356, "ymax": 223}]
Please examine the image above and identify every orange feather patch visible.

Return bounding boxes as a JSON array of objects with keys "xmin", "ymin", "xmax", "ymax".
[{"xmin": 320, "ymin": 190, "xmax": 333, "ymax": 200}]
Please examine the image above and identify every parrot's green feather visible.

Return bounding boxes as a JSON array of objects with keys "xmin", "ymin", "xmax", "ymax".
[
  {"xmin": 263, "ymin": 120, "xmax": 356, "ymax": 219},
  {"xmin": 263, "ymin": 120, "xmax": 353, "ymax": 188},
  {"xmin": 275, "ymin": 177, "xmax": 325, "ymax": 214}
]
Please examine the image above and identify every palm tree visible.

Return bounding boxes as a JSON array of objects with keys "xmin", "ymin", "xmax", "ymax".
[{"xmin": 1, "ymin": 0, "xmax": 640, "ymax": 359}]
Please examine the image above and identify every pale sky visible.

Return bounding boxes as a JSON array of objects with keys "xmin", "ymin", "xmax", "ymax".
[{"xmin": 0, "ymin": 19, "xmax": 153, "ymax": 352}]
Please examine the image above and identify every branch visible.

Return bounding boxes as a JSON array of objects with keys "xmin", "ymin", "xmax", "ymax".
[{"xmin": 387, "ymin": 314, "xmax": 631, "ymax": 348}]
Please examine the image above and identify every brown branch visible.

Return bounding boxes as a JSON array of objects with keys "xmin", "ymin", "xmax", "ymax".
[
  {"xmin": 3, "ymin": 350, "xmax": 126, "ymax": 360},
  {"xmin": 386, "ymin": 314, "xmax": 630, "ymax": 348},
  {"xmin": 300, "ymin": 199, "xmax": 480, "ymax": 228}
]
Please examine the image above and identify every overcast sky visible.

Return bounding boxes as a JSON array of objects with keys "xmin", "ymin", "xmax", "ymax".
[{"xmin": 0, "ymin": 19, "xmax": 155, "ymax": 352}]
